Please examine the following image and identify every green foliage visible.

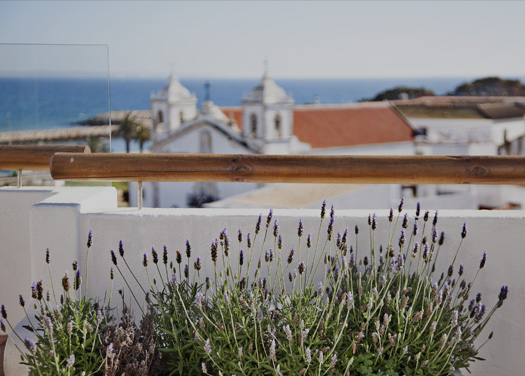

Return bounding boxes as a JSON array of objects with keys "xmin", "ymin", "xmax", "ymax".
[
  {"xmin": 451, "ymin": 76, "xmax": 525, "ymax": 96},
  {"xmin": 21, "ymin": 296, "xmax": 108, "ymax": 376},
  {"xmin": 368, "ymin": 87, "xmax": 435, "ymax": 101},
  {"xmin": 136, "ymin": 202, "xmax": 508, "ymax": 376},
  {"xmin": 2, "ymin": 203, "xmax": 509, "ymax": 375},
  {"xmin": 117, "ymin": 112, "xmax": 149, "ymax": 153}
]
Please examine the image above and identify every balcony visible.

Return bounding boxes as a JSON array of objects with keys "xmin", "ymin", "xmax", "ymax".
[{"xmin": 0, "ymin": 150, "xmax": 524, "ymax": 375}]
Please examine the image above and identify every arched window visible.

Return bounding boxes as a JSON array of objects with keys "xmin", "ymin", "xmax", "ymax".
[
  {"xmin": 250, "ymin": 114, "xmax": 257, "ymax": 137},
  {"xmin": 275, "ymin": 114, "xmax": 282, "ymax": 137},
  {"xmin": 157, "ymin": 110, "xmax": 164, "ymax": 123},
  {"xmin": 200, "ymin": 130, "xmax": 212, "ymax": 154}
]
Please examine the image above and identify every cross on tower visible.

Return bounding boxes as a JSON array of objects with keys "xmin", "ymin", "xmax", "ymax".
[{"xmin": 204, "ymin": 81, "xmax": 211, "ymax": 101}]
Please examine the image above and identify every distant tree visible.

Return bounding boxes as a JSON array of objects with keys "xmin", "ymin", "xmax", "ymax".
[
  {"xmin": 368, "ymin": 87, "xmax": 435, "ymax": 101},
  {"xmin": 117, "ymin": 113, "xmax": 141, "ymax": 153},
  {"xmin": 451, "ymin": 76, "xmax": 525, "ymax": 96},
  {"xmin": 86, "ymin": 136, "xmax": 107, "ymax": 153},
  {"xmin": 135, "ymin": 124, "xmax": 151, "ymax": 153}
]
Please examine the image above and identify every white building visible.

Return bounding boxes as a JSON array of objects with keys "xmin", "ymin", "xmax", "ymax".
[{"xmin": 131, "ymin": 72, "xmax": 416, "ymax": 208}]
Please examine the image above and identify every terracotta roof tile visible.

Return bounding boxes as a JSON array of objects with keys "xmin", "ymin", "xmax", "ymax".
[{"xmin": 220, "ymin": 104, "xmax": 414, "ymax": 149}]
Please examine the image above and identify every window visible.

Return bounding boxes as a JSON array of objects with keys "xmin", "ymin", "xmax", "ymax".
[
  {"xmin": 157, "ymin": 110, "xmax": 164, "ymax": 123},
  {"xmin": 180, "ymin": 111, "xmax": 184, "ymax": 125},
  {"xmin": 275, "ymin": 114, "xmax": 282, "ymax": 137},
  {"xmin": 200, "ymin": 130, "xmax": 212, "ymax": 154},
  {"xmin": 250, "ymin": 113, "xmax": 257, "ymax": 137}
]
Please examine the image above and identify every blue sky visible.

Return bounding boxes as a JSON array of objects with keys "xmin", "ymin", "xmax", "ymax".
[{"xmin": 1, "ymin": 1, "xmax": 524, "ymax": 79}]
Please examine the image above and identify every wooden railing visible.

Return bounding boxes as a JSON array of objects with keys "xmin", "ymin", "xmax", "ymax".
[
  {"xmin": 50, "ymin": 153, "xmax": 525, "ymax": 185},
  {"xmin": 48, "ymin": 153, "xmax": 525, "ymax": 209},
  {"xmin": 3, "ymin": 149, "xmax": 525, "ymax": 207},
  {"xmin": 0, "ymin": 145, "xmax": 91, "ymax": 187}
]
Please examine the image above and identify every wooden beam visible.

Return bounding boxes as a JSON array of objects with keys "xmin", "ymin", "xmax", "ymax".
[
  {"xmin": 0, "ymin": 145, "xmax": 91, "ymax": 171},
  {"xmin": 50, "ymin": 153, "xmax": 525, "ymax": 185}
]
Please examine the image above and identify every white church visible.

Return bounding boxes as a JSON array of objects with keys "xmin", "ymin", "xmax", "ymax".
[{"xmin": 131, "ymin": 71, "xmax": 418, "ymax": 208}]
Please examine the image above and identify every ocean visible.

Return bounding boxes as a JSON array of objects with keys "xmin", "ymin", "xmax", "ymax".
[{"xmin": 0, "ymin": 75, "xmax": 512, "ymax": 151}]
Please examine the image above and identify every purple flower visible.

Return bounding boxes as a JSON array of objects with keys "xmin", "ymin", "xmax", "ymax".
[
  {"xmin": 87, "ymin": 231, "xmax": 93, "ymax": 248},
  {"xmin": 438, "ymin": 231, "xmax": 445, "ymax": 246},
  {"xmin": 423, "ymin": 211, "xmax": 429, "ymax": 222},
  {"xmin": 415, "ymin": 202, "xmax": 421, "ymax": 217},
  {"xmin": 24, "ymin": 338, "xmax": 36, "ymax": 354},
  {"xmin": 307, "ymin": 233, "xmax": 312, "ymax": 248},
  {"xmin": 45, "ymin": 248, "xmax": 50, "ymax": 264},
  {"xmin": 287, "ymin": 248, "xmax": 295, "ymax": 264},
  {"xmin": 402, "ymin": 213, "xmax": 408, "ymax": 229},
  {"xmin": 204, "ymin": 338, "xmax": 212, "ymax": 355},
  {"xmin": 388, "ymin": 208, "xmax": 394, "ymax": 222},
  {"xmin": 461, "ymin": 222, "xmax": 468, "ymax": 239},
  {"xmin": 151, "ymin": 247, "xmax": 158, "ymax": 264},
  {"xmin": 480, "ymin": 252, "xmax": 487, "ymax": 269},
  {"xmin": 239, "ymin": 250, "xmax": 244, "ymax": 266},
  {"xmin": 320, "ymin": 199, "xmax": 327, "ymax": 219},
  {"xmin": 266, "ymin": 209, "xmax": 273, "ymax": 228},
  {"xmin": 118, "ymin": 240, "xmax": 124, "ymax": 257},
  {"xmin": 210, "ymin": 239, "xmax": 218, "ymax": 262},
  {"xmin": 194, "ymin": 257, "xmax": 201, "ymax": 271},
  {"xmin": 371, "ymin": 213, "xmax": 377, "ymax": 231},
  {"xmin": 327, "ymin": 217, "xmax": 334, "ymax": 240},
  {"xmin": 238, "ymin": 228, "xmax": 243, "ymax": 243},
  {"xmin": 498, "ymin": 285, "xmax": 508, "ymax": 306},
  {"xmin": 398, "ymin": 228, "xmax": 406, "ymax": 247},
  {"xmin": 0, "ymin": 317, "xmax": 6, "ymax": 332},
  {"xmin": 163, "ymin": 246, "xmax": 168, "ymax": 265},
  {"xmin": 255, "ymin": 214, "xmax": 262, "ymax": 234},
  {"xmin": 273, "ymin": 219, "xmax": 279, "ymax": 238},
  {"xmin": 246, "ymin": 233, "xmax": 252, "ymax": 248},
  {"xmin": 184, "ymin": 264, "xmax": 189, "ymax": 279},
  {"xmin": 186, "ymin": 240, "xmax": 191, "ymax": 259},
  {"xmin": 412, "ymin": 218, "xmax": 418, "ymax": 236},
  {"xmin": 143, "ymin": 253, "xmax": 148, "ymax": 268},
  {"xmin": 398, "ymin": 197, "xmax": 405, "ymax": 213},
  {"xmin": 0, "ymin": 305, "xmax": 6, "ymax": 319},
  {"xmin": 278, "ymin": 234, "xmax": 282, "ymax": 249},
  {"xmin": 110, "ymin": 250, "xmax": 117, "ymax": 266},
  {"xmin": 298, "ymin": 219, "xmax": 304, "ymax": 237},
  {"xmin": 19, "ymin": 295, "xmax": 25, "ymax": 307}
]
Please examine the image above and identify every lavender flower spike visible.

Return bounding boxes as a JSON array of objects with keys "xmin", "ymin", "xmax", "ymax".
[
  {"xmin": 479, "ymin": 252, "xmax": 487, "ymax": 269},
  {"xmin": 66, "ymin": 354, "xmax": 75, "ymax": 368},
  {"xmin": 204, "ymin": 338, "xmax": 212, "ymax": 355},
  {"xmin": 461, "ymin": 222, "xmax": 467, "ymax": 239},
  {"xmin": 24, "ymin": 338, "xmax": 36, "ymax": 354},
  {"xmin": 398, "ymin": 197, "xmax": 405, "ymax": 213}
]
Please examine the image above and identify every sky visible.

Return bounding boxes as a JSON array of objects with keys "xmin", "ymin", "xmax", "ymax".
[{"xmin": 1, "ymin": 1, "xmax": 525, "ymax": 79}]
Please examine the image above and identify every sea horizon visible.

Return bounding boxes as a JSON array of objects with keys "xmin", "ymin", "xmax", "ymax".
[{"xmin": 2, "ymin": 74, "xmax": 524, "ymax": 152}]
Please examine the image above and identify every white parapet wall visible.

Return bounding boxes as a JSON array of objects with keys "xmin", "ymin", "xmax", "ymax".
[{"xmin": 1, "ymin": 186, "xmax": 524, "ymax": 376}]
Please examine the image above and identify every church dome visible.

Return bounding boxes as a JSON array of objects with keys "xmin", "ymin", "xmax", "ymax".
[
  {"xmin": 152, "ymin": 73, "xmax": 195, "ymax": 103},
  {"xmin": 243, "ymin": 71, "xmax": 293, "ymax": 105},
  {"xmin": 167, "ymin": 73, "xmax": 195, "ymax": 102}
]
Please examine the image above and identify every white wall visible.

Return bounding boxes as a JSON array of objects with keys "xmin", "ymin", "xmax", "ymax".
[{"xmin": 2, "ymin": 187, "xmax": 524, "ymax": 376}]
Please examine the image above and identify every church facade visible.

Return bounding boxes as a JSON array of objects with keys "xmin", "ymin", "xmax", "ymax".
[{"xmin": 130, "ymin": 72, "xmax": 415, "ymax": 208}]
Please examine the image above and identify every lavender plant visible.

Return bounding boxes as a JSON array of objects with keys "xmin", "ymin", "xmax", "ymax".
[
  {"xmin": 137, "ymin": 201, "xmax": 508, "ymax": 376},
  {"xmin": 0, "ymin": 232, "xmax": 111, "ymax": 376}
]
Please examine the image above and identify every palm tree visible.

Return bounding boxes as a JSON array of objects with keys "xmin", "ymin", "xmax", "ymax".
[
  {"xmin": 86, "ymin": 136, "xmax": 108, "ymax": 153},
  {"xmin": 135, "ymin": 123, "xmax": 151, "ymax": 153},
  {"xmin": 118, "ymin": 113, "xmax": 139, "ymax": 153}
]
